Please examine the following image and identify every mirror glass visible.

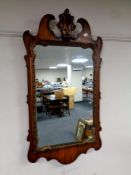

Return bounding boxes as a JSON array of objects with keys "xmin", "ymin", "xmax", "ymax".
[{"xmin": 34, "ymin": 45, "xmax": 93, "ymax": 148}]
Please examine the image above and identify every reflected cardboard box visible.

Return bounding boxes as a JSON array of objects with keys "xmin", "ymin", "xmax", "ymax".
[{"xmin": 62, "ymin": 87, "xmax": 77, "ymax": 109}]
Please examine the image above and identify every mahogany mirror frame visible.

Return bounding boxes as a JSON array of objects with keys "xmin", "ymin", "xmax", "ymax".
[{"xmin": 23, "ymin": 9, "xmax": 102, "ymax": 164}]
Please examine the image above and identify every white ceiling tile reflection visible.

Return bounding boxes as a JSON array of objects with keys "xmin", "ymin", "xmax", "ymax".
[{"xmin": 35, "ymin": 45, "xmax": 93, "ymax": 69}]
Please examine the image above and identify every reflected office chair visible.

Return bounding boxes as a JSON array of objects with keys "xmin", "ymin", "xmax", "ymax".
[
  {"xmin": 47, "ymin": 100, "xmax": 63, "ymax": 117},
  {"xmin": 61, "ymin": 95, "xmax": 70, "ymax": 116}
]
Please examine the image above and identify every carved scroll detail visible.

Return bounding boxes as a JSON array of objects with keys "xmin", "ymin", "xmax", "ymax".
[
  {"xmin": 31, "ymin": 9, "xmax": 95, "ymax": 43},
  {"xmin": 57, "ymin": 9, "xmax": 76, "ymax": 41}
]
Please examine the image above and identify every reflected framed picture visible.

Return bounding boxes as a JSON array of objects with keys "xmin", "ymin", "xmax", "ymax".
[{"xmin": 75, "ymin": 118, "xmax": 87, "ymax": 141}]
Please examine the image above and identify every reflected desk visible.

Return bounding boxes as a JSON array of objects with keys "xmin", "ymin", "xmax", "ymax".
[
  {"xmin": 45, "ymin": 94, "xmax": 68, "ymax": 101},
  {"xmin": 41, "ymin": 90, "xmax": 54, "ymax": 95},
  {"xmin": 44, "ymin": 95, "xmax": 69, "ymax": 117},
  {"xmin": 82, "ymin": 88, "xmax": 93, "ymax": 96},
  {"xmin": 37, "ymin": 87, "xmax": 62, "ymax": 95}
]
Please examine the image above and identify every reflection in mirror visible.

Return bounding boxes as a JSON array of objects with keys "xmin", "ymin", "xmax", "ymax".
[{"xmin": 34, "ymin": 45, "xmax": 94, "ymax": 148}]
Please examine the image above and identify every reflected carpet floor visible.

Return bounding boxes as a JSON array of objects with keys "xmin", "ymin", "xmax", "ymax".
[{"xmin": 37, "ymin": 100, "xmax": 92, "ymax": 147}]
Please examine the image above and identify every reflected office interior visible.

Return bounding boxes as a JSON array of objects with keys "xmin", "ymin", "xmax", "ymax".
[{"xmin": 34, "ymin": 45, "xmax": 93, "ymax": 148}]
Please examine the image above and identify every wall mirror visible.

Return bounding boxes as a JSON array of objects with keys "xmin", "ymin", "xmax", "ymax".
[{"xmin": 23, "ymin": 9, "xmax": 102, "ymax": 164}]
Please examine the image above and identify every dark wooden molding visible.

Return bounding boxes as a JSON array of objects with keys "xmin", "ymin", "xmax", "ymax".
[{"xmin": 23, "ymin": 9, "xmax": 102, "ymax": 164}]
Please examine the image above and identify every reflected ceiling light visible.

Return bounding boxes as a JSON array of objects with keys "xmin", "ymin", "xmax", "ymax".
[
  {"xmin": 82, "ymin": 76, "xmax": 85, "ymax": 80},
  {"xmin": 72, "ymin": 58, "xmax": 88, "ymax": 63},
  {"xmin": 57, "ymin": 64, "xmax": 67, "ymax": 67},
  {"xmin": 49, "ymin": 66, "xmax": 57, "ymax": 69},
  {"xmin": 83, "ymin": 33, "xmax": 88, "ymax": 37},
  {"xmin": 85, "ymin": 65, "xmax": 93, "ymax": 68}
]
